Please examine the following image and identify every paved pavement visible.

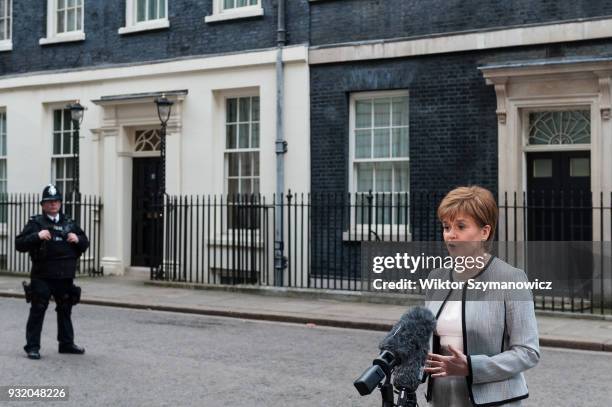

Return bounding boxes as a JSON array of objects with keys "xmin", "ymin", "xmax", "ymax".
[
  {"xmin": 0, "ymin": 272, "xmax": 611, "ymax": 352},
  {"xmin": 1, "ymin": 297, "xmax": 611, "ymax": 407}
]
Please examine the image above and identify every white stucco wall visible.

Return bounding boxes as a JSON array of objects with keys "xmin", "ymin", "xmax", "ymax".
[{"xmin": 0, "ymin": 45, "xmax": 310, "ymax": 275}]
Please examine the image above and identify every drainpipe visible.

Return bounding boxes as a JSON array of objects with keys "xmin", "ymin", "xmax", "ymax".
[{"xmin": 274, "ymin": 0, "xmax": 287, "ymax": 286}]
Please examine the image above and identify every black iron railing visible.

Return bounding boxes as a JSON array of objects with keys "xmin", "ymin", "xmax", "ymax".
[
  {"xmin": 149, "ymin": 190, "xmax": 612, "ymax": 315},
  {"xmin": 0, "ymin": 193, "xmax": 103, "ymax": 276}
]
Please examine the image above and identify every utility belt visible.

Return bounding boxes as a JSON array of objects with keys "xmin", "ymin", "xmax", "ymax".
[{"xmin": 22, "ymin": 281, "xmax": 81, "ymax": 306}]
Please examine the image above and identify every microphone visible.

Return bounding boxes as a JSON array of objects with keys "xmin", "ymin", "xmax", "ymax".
[
  {"xmin": 386, "ymin": 306, "xmax": 436, "ymax": 390},
  {"xmin": 353, "ymin": 306, "xmax": 436, "ymax": 406}
]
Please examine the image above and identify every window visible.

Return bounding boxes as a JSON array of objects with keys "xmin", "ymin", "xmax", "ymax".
[
  {"xmin": 528, "ymin": 110, "xmax": 590, "ymax": 145},
  {"xmin": 0, "ymin": 111, "xmax": 6, "ymax": 222},
  {"xmin": 205, "ymin": 0, "xmax": 263, "ymax": 23},
  {"xmin": 51, "ymin": 109, "xmax": 78, "ymax": 215},
  {"xmin": 0, "ymin": 0, "xmax": 12, "ymax": 51},
  {"xmin": 350, "ymin": 92, "xmax": 410, "ymax": 227},
  {"xmin": 222, "ymin": 0, "xmax": 259, "ymax": 10},
  {"xmin": 40, "ymin": 0, "xmax": 85, "ymax": 45},
  {"xmin": 119, "ymin": 0, "xmax": 169, "ymax": 35},
  {"xmin": 225, "ymin": 96, "xmax": 260, "ymax": 229}
]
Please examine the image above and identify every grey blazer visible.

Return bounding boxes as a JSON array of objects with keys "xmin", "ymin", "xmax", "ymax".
[{"xmin": 423, "ymin": 256, "xmax": 540, "ymax": 406}]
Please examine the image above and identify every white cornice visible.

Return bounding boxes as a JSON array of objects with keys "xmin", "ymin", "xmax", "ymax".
[
  {"xmin": 0, "ymin": 45, "xmax": 308, "ymax": 91},
  {"xmin": 309, "ymin": 17, "xmax": 612, "ymax": 65}
]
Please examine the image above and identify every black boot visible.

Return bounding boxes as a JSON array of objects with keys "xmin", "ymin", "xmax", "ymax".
[
  {"xmin": 25, "ymin": 349, "xmax": 41, "ymax": 360},
  {"xmin": 58, "ymin": 344, "xmax": 85, "ymax": 354}
]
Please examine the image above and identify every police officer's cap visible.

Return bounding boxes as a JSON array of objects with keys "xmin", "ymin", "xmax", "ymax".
[{"xmin": 40, "ymin": 184, "xmax": 62, "ymax": 204}]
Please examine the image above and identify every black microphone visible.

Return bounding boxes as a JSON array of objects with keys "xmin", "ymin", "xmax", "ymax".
[
  {"xmin": 353, "ymin": 306, "xmax": 436, "ymax": 405},
  {"xmin": 388, "ymin": 307, "xmax": 436, "ymax": 407}
]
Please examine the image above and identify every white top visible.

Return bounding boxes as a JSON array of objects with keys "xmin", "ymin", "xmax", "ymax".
[
  {"xmin": 435, "ymin": 300, "xmax": 463, "ymax": 353},
  {"xmin": 47, "ymin": 214, "xmax": 59, "ymax": 223}
]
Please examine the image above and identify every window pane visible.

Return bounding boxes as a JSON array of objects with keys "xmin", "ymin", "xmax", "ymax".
[
  {"xmin": 253, "ymin": 178, "xmax": 260, "ymax": 193},
  {"xmin": 63, "ymin": 132, "xmax": 72, "ymax": 154},
  {"xmin": 376, "ymin": 163, "xmax": 392, "ymax": 192},
  {"xmin": 0, "ymin": 160, "xmax": 6, "ymax": 179},
  {"xmin": 373, "ymin": 128, "xmax": 390, "ymax": 158},
  {"xmin": 251, "ymin": 96, "xmax": 259, "ymax": 121},
  {"xmin": 63, "ymin": 110, "xmax": 72, "ymax": 130},
  {"xmin": 533, "ymin": 159, "xmax": 552, "ymax": 178},
  {"xmin": 159, "ymin": 0, "xmax": 166, "ymax": 19},
  {"xmin": 355, "ymin": 100, "xmax": 371, "ymax": 129},
  {"xmin": 249, "ymin": 0, "xmax": 258, "ymax": 5},
  {"xmin": 67, "ymin": 9, "xmax": 75, "ymax": 31},
  {"xmin": 392, "ymin": 97, "xmax": 409, "ymax": 126},
  {"xmin": 65, "ymin": 158, "xmax": 75, "ymax": 178},
  {"xmin": 58, "ymin": 0, "xmax": 66, "ymax": 9},
  {"xmin": 57, "ymin": 10, "xmax": 65, "ymax": 33},
  {"xmin": 355, "ymin": 130, "xmax": 371, "ymax": 159},
  {"xmin": 252, "ymin": 153, "xmax": 259, "ymax": 176},
  {"xmin": 356, "ymin": 163, "xmax": 373, "ymax": 192},
  {"xmin": 392, "ymin": 127, "xmax": 409, "ymax": 158},
  {"xmin": 237, "ymin": 0, "xmax": 248, "ymax": 7},
  {"xmin": 76, "ymin": 7, "xmax": 82, "ymax": 30},
  {"xmin": 137, "ymin": 0, "xmax": 146, "ymax": 22},
  {"xmin": 373, "ymin": 98, "xmax": 390, "ymax": 127},
  {"xmin": 228, "ymin": 153, "xmax": 239, "ymax": 177},
  {"xmin": 65, "ymin": 181, "xmax": 74, "ymax": 195},
  {"xmin": 240, "ymin": 152, "xmax": 252, "ymax": 176},
  {"xmin": 53, "ymin": 133, "xmax": 61, "ymax": 155},
  {"xmin": 239, "ymin": 98, "xmax": 250, "ymax": 121},
  {"xmin": 54, "ymin": 110, "xmax": 62, "ymax": 131},
  {"xmin": 227, "ymin": 98, "xmax": 237, "ymax": 122},
  {"xmin": 228, "ymin": 179, "xmax": 239, "ymax": 196},
  {"xmin": 240, "ymin": 179, "xmax": 251, "ymax": 194},
  {"xmin": 394, "ymin": 162, "xmax": 410, "ymax": 192},
  {"xmin": 570, "ymin": 158, "xmax": 589, "ymax": 177},
  {"xmin": 226, "ymin": 125, "xmax": 236, "ymax": 149},
  {"xmin": 238, "ymin": 124, "xmax": 249, "ymax": 148},
  {"xmin": 251, "ymin": 123, "xmax": 259, "ymax": 148},
  {"xmin": 148, "ymin": 0, "xmax": 157, "ymax": 20},
  {"xmin": 67, "ymin": 0, "xmax": 75, "ymax": 7},
  {"xmin": 224, "ymin": 0, "xmax": 235, "ymax": 10},
  {"xmin": 55, "ymin": 159, "xmax": 64, "ymax": 179}
]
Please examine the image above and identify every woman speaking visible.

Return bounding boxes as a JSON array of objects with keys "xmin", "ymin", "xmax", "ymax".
[{"xmin": 423, "ymin": 186, "xmax": 540, "ymax": 406}]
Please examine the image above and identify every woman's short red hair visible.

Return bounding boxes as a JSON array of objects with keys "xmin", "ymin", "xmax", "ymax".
[{"xmin": 437, "ymin": 186, "xmax": 498, "ymax": 241}]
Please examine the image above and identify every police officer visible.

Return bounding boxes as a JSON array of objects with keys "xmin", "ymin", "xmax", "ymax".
[{"xmin": 16, "ymin": 184, "xmax": 90, "ymax": 360}]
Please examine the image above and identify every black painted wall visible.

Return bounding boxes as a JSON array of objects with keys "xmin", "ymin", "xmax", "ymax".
[
  {"xmin": 310, "ymin": 0, "xmax": 612, "ymax": 46},
  {"xmin": 0, "ymin": 0, "xmax": 309, "ymax": 75},
  {"xmin": 309, "ymin": 39, "xmax": 612, "ymax": 196}
]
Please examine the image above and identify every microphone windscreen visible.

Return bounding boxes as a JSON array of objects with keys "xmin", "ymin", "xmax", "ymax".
[{"xmin": 379, "ymin": 306, "xmax": 436, "ymax": 392}]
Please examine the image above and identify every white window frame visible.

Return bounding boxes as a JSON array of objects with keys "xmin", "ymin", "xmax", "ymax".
[
  {"xmin": 50, "ymin": 108, "xmax": 78, "ymax": 210},
  {"xmin": 223, "ymin": 92, "xmax": 261, "ymax": 232},
  {"xmin": 40, "ymin": 0, "xmax": 86, "ymax": 45},
  {"xmin": 119, "ymin": 0, "xmax": 170, "ymax": 35},
  {"xmin": 347, "ymin": 90, "xmax": 411, "ymax": 240},
  {"xmin": 0, "ymin": 0, "xmax": 12, "ymax": 52},
  {"xmin": 205, "ymin": 0, "xmax": 263, "ymax": 23}
]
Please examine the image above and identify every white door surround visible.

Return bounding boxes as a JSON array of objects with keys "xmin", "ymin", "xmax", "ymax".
[
  {"xmin": 480, "ymin": 57, "xmax": 612, "ymax": 241},
  {"xmin": 91, "ymin": 90, "xmax": 185, "ymax": 275}
]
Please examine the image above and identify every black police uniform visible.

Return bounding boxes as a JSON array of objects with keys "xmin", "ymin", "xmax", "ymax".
[{"xmin": 15, "ymin": 185, "xmax": 89, "ymax": 357}]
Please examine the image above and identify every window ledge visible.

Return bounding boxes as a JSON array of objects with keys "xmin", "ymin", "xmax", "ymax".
[
  {"xmin": 0, "ymin": 40, "xmax": 12, "ymax": 52},
  {"xmin": 204, "ymin": 7, "xmax": 264, "ymax": 23},
  {"xmin": 118, "ymin": 19, "xmax": 170, "ymax": 35},
  {"xmin": 39, "ymin": 32, "xmax": 86, "ymax": 45}
]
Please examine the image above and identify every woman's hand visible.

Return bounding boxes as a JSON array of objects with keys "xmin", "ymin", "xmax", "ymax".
[{"xmin": 424, "ymin": 345, "xmax": 469, "ymax": 378}]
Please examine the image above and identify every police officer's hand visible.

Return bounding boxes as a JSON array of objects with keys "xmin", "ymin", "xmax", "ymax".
[
  {"xmin": 38, "ymin": 230, "xmax": 52, "ymax": 240},
  {"xmin": 67, "ymin": 233, "xmax": 79, "ymax": 244}
]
